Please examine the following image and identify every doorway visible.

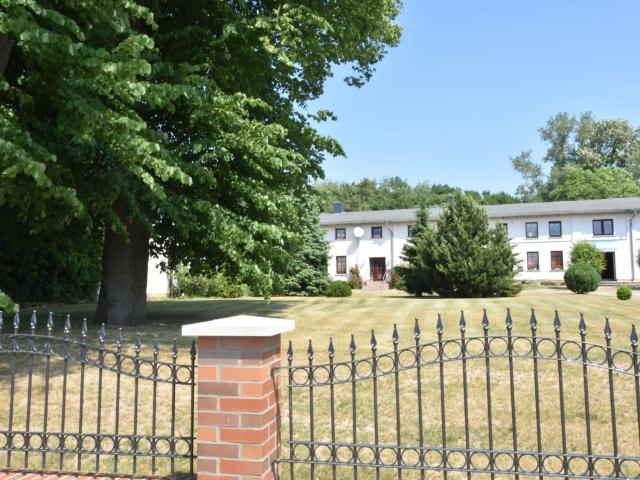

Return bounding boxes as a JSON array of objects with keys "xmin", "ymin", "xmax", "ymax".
[
  {"xmin": 369, "ymin": 257, "xmax": 386, "ymax": 281},
  {"xmin": 602, "ymin": 252, "xmax": 616, "ymax": 281}
]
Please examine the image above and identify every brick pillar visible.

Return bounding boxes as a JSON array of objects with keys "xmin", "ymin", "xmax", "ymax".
[{"xmin": 182, "ymin": 315, "xmax": 295, "ymax": 480}]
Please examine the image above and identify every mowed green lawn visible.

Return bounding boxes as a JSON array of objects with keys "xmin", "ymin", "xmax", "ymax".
[{"xmin": 3, "ymin": 286, "xmax": 640, "ymax": 478}]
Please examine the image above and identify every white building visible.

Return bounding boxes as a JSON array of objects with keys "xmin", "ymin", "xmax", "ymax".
[{"xmin": 321, "ymin": 197, "xmax": 640, "ymax": 285}]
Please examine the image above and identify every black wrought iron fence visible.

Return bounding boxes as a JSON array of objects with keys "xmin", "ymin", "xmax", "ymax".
[
  {"xmin": 280, "ymin": 309, "xmax": 640, "ymax": 479},
  {"xmin": 0, "ymin": 311, "xmax": 196, "ymax": 477}
]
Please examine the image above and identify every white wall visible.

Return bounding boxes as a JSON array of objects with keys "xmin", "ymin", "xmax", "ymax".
[
  {"xmin": 146, "ymin": 256, "xmax": 170, "ymax": 297},
  {"xmin": 325, "ymin": 212, "xmax": 640, "ymax": 282},
  {"xmin": 325, "ymin": 222, "xmax": 412, "ymax": 281}
]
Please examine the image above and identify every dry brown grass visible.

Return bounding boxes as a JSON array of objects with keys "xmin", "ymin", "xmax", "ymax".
[{"xmin": 1, "ymin": 286, "xmax": 639, "ymax": 478}]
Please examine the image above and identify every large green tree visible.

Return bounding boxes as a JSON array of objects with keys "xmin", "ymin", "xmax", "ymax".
[
  {"xmin": 0, "ymin": 1, "xmax": 402, "ymax": 323},
  {"xmin": 511, "ymin": 112, "xmax": 640, "ymax": 201}
]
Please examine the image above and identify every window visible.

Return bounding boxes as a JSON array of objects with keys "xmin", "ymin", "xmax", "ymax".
[
  {"xmin": 527, "ymin": 252, "xmax": 539, "ymax": 271},
  {"xmin": 525, "ymin": 222, "xmax": 539, "ymax": 238},
  {"xmin": 550, "ymin": 251, "xmax": 564, "ymax": 270},
  {"xmin": 335, "ymin": 228, "xmax": 346, "ymax": 240},
  {"xmin": 593, "ymin": 219, "xmax": 614, "ymax": 236},
  {"xmin": 408, "ymin": 225, "xmax": 414, "ymax": 236},
  {"xmin": 548, "ymin": 221, "xmax": 562, "ymax": 238},
  {"xmin": 500, "ymin": 223, "xmax": 508, "ymax": 235},
  {"xmin": 371, "ymin": 226, "xmax": 383, "ymax": 239},
  {"xmin": 336, "ymin": 256, "xmax": 347, "ymax": 275}
]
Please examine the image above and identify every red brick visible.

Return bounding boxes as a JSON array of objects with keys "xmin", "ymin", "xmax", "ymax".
[
  {"xmin": 200, "ymin": 381, "xmax": 239, "ymax": 396},
  {"xmin": 240, "ymin": 435, "xmax": 278, "ymax": 459},
  {"xmin": 199, "ymin": 365, "xmax": 218, "ymax": 381},
  {"xmin": 240, "ymin": 379, "xmax": 273, "ymax": 397},
  {"xmin": 199, "ymin": 443, "xmax": 240, "ymax": 458},
  {"xmin": 199, "ymin": 395, "xmax": 219, "ymax": 411},
  {"xmin": 218, "ymin": 336, "xmax": 276, "ymax": 351},
  {"xmin": 220, "ymin": 458, "xmax": 271, "ymax": 476},
  {"xmin": 220, "ymin": 366, "xmax": 269, "ymax": 382},
  {"xmin": 199, "ymin": 426, "xmax": 218, "ymax": 442},
  {"xmin": 220, "ymin": 397, "xmax": 270, "ymax": 413},
  {"xmin": 199, "ymin": 411, "xmax": 240, "ymax": 427},
  {"xmin": 198, "ymin": 457, "xmax": 219, "ymax": 474},
  {"xmin": 220, "ymin": 426, "xmax": 270, "ymax": 444},
  {"xmin": 198, "ymin": 475, "xmax": 239, "ymax": 480},
  {"xmin": 240, "ymin": 407, "xmax": 277, "ymax": 428}
]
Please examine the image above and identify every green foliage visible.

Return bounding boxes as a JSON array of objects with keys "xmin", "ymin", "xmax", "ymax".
[
  {"xmin": 564, "ymin": 262, "xmax": 600, "ymax": 294},
  {"xmin": 512, "ymin": 112, "xmax": 640, "ymax": 201},
  {"xmin": 546, "ymin": 166, "xmax": 640, "ymax": 200},
  {"xmin": 348, "ymin": 266, "xmax": 362, "ymax": 289},
  {"xmin": 0, "ymin": 215, "xmax": 102, "ymax": 304},
  {"xmin": 316, "ymin": 177, "xmax": 519, "ymax": 212},
  {"xmin": 0, "ymin": 0, "xmax": 402, "ymax": 314},
  {"xmin": 570, "ymin": 241, "xmax": 605, "ymax": 273},
  {"xmin": 173, "ymin": 268, "xmax": 248, "ymax": 299},
  {"xmin": 277, "ymin": 196, "xmax": 330, "ymax": 297},
  {"xmin": 324, "ymin": 280, "xmax": 352, "ymax": 297},
  {"xmin": 617, "ymin": 286, "xmax": 632, "ymax": 300},
  {"xmin": 397, "ymin": 193, "xmax": 522, "ymax": 297}
]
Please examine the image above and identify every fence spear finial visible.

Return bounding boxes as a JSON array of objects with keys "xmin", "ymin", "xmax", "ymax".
[
  {"xmin": 190, "ymin": 339, "xmax": 197, "ymax": 359},
  {"xmin": 459, "ymin": 311, "xmax": 466, "ymax": 332},
  {"xmin": 152, "ymin": 334, "xmax": 159, "ymax": 355},
  {"xmin": 0, "ymin": 310, "xmax": 3, "ymax": 332},
  {"xmin": 13, "ymin": 311, "xmax": 20, "ymax": 334},
  {"xmin": 482, "ymin": 309, "xmax": 489, "ymax": 332},
  {"xmin": 99, "ymin": 323, "xmax": 106, "ymax": 344},
  {"xmin": 134, "ymin": 334, "xmax": 141, "ymax": 353},
  {"xmin": 553, "ymin": 310, "xmax": 561, "ymax": 332},
  {"xmin": 349, "ymin": 334, "xmax": 356, "ymax": 355},
  {"xmin": 604, "ymin": 317, "xmax": 612, "ymax": 340},
  {"xmin": 414, "ymin": 318, "xmax": 421, "ymax": 340},
  {"xmin": 64, "ymin": 314, "xmax": 71, "ymax": 337},
  {"xmin": 171, "ymin": 338, "xmax": 178, "ymax": 358},
  {"xmin": 392, "ymin": 324, "xmax": 399, "ymax": 345},
  {"xmin": 529, "ymin": 308, "xmax": 537, "ymax": 331},
  {"xmin": 47, "ymin": 312, "xmax": 53, "ymax": 334},
  {"xmin": 287, "ymin": 340, "xmax": 294, "ymax": 362},
  {"xmin": 370, "ymin": 330, "xmax": 377, "ymax": 351},
  {"xmin": 579, "ymin": 313, "xmax": 587, "ymax": 335},
  {"xmin": 30, "ymin": 310, "xmax": 37, "ymax": 333},
  {"xmin": 328, "ymin": 337, "xmax": 335, "ymax": 359},
  {"xmin": 436, "ymin": 313, "xmax": 443, "ymax": 335},
  {"xmin": 81, "ymin": 318, "xmax": 88, "ymax": 339},
  {"xmin": 631, "ymin": 324, "xmax": 638, "ymax": 347},
  {"xmin": 307, "ymin": 339, "xmax": 314, "ymax": 360},
  {"xmin": 505, "ymin": 308, "xmax": 513, "ymax": 330},
  {"xmin": 116, "ymin": 327, "xmax": 123, "ymax": 348}
]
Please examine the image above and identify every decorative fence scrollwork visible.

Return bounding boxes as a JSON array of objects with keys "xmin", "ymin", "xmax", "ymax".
[
  {"xmin": 280, "ymin": 309, "xmax": 640, "ymax": 479},
  {"xmin": 0, "ymin": 311, "xmax": 196, "ymax": 477}
]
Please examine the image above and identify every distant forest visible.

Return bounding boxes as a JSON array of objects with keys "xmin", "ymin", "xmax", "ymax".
[{"xmin": 315, "ymin": 177, "xmax": 519, "ymax": 212}]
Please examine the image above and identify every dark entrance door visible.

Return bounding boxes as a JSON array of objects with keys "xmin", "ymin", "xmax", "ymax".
[
  {"xmin": 602, "ymin": 252, "xmax": 616, "ymax": 280},
  {"xmin": 370, "ymin": 258, "xmax": 386, "ymax": 281}
]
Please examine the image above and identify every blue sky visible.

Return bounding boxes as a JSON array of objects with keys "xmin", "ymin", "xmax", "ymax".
[{"xmin": 310, "ymin": 0, "xmax": 640, "ymax": 194}]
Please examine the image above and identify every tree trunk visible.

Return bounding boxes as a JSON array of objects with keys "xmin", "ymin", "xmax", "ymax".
[
  {"xmin": 96, "ymin": 212, "xmax": 150, "ymax": 326},
  {"xmin": 0, "ymin": 33, "xmax": 14, "ymax": 75}
]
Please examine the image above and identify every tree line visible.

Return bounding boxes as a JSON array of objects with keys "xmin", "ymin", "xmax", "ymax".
[{"xmin": 316, "ymin": 178, "xmax": 519, "ymax": 212}]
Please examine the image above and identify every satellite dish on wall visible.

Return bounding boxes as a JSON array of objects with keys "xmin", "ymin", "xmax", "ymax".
[{"xmin": 353, "ymin": 227, "xmax": 364, "ymax": 238}]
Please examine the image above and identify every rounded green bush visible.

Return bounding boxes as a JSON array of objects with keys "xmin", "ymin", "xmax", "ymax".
[
  {"xmin": 564, "ymin": 262, "xmax": 600, "ymax": 294},
  {"xmin": 617, "ymin": 286, "xmax": 632, "ymax": 300},
  {"xmin": 325, "ymin": 280, "xmax": 352, "ymax": 297}
]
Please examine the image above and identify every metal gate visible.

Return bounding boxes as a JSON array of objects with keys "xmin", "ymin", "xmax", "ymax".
[
  {"xmin": 280, "ymin": 309, "xmax": 640, "ymax": 479},
  {"xmin": 0, "ymin": 311, "xmax": 196, "ymax": 477}
]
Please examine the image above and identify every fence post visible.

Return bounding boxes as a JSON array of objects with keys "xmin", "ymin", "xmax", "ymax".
[{"xmin": 183, "ymin": 315, "xmax": 294, "ymax": 480}]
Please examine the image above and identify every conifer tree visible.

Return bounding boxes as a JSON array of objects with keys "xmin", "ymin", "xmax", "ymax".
[{"xmin": 398, "ymin": 193, "xmax": 521, "ymax": 297}]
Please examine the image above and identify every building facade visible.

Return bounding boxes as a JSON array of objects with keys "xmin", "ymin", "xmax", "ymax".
[{"xmin": 321, "ymin": 197, "xmax": 640, "ymax": 284}]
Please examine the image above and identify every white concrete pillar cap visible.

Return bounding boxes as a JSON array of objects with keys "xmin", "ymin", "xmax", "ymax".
[{"xmin": 181, "ymin": 315, "xmax": 295, "ymax": 337}]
